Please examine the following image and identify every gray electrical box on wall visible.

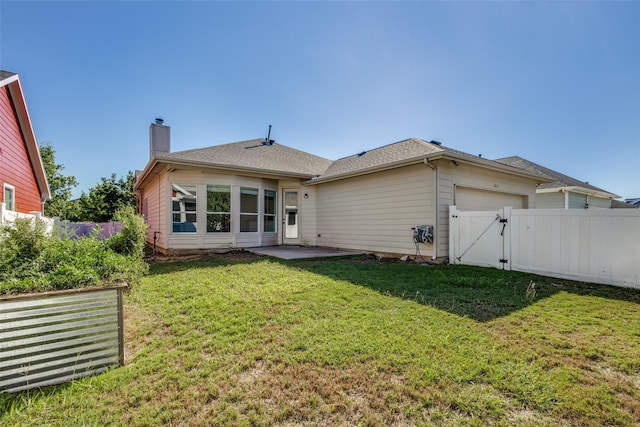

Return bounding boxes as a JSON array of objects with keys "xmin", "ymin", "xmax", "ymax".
[{"xmin": 412, "ymin": 225, "xmax": 433, "ymax": 244}]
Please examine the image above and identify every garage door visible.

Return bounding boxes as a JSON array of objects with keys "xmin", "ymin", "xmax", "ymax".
[{"xmin": 455, "ymin": 186, "xmax": 527, "ymax": 211}]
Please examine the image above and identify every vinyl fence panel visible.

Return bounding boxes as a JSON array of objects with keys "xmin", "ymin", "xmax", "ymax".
[
  {"xmin": 0, "ymin": 286, "xmax": 125, "ymax": 393},
  {"xmin": 450, "ymin": 206, "xmax": 640, "ymax": 289},
  {"xmin": 510, "ymin": 209, "xmax": 640, "ymax": 288}
]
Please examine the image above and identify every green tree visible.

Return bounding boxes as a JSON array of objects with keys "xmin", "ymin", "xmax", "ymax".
[
  {"xmin": 40, "ymin": 143, "xmax": 79, "ymax": 219},
  {"xmin": 77, "ymin": 172, "xmax": 136, "ymax": 222}
]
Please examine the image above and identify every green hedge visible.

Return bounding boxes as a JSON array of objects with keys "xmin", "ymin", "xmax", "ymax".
[{"xmin": 0, "ymin": 207, "xmax": 148, "ymax": 296}]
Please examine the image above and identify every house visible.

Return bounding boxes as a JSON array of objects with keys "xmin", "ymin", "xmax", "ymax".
[
  {"xmin": 134, "ymin": 120, "xmax": 551, "ymax": 258},
  {"xmin": 495, "ymin": 156, "xmax": 620, "ymax": 209},
  {"xmin": 0, "ymin": 71, "xmax": 50, "ymax": 218},
  {"xmin": 625, "ymin": 198, "xmax": 640, "ymax": 208},
  {"xmin": 612, "ymin": 199, "xmax": 639, "ymax": 209}
]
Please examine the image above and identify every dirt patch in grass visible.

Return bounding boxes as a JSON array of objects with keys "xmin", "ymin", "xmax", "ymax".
[{"xmin": 189, "ymin": 360, "xmax": 444, "ymax": 426}]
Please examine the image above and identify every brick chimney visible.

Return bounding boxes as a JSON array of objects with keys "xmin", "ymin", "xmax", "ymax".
[{"xmin": 149, "ymin": 118, "xmax": 170, "ymax": 159}]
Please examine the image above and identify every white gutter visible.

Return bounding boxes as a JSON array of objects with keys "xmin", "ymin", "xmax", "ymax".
[{"xmin": 538, "ymin": 186, "xmax": 619, "ymax": 200}]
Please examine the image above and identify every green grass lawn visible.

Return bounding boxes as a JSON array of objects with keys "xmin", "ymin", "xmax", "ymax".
[{"xmin": 2, "ymin": 253, "xmax": 639, "ymax": 426}]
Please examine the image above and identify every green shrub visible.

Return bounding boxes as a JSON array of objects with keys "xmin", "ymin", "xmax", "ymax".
[
  {"xmin": 0, "ymin": 217, "xmax": 49, "ymax": 274},
  {"xmin": 106, "ymin": 206, "xmax": 147, "ymax": 257},
  {"xmin": 0, "ymin": 213, "xmax": 148, "ymax": 296}
]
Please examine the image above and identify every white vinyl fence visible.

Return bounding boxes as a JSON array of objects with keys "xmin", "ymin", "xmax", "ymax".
[
  {"xmin": 449, "ymin": 206, "xmax": 640, "ymax": 289},
  {"xmin": 0, "ymin": 203, "xmax": 55, "ymax": 233}
]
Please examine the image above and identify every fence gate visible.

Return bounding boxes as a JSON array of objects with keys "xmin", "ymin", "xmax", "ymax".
[{"xmin": 449, "ymin": 206, "xmax": 512, "ymax": 270}]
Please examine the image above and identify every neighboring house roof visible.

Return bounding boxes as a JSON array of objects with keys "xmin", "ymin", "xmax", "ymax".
[
  {"xmin": 157, "ymin": 139, "xmax": 333, "ymax": 177},
  {"xmin": 494, "ymin": 156, "xmax": 619, "ymax": 199},
  {"xmin": 612, "ymin": 199, "xmax": 639, "ymax": 209},
  {"xmin": 0, "ymin": 70, "xmax": 50, "ymax": 201},
  {"xmin": 309, "ymin": 138, "xmax": 551, "ymax": 184},
  {"xmin": 625, "ymin": 198, "xmax": 640, "ymax": 207}
]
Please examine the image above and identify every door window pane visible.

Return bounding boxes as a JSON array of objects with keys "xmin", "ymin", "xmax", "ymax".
[{"xmin": 285, "ymin": 191, "xmax": 298, "ymax": 209}]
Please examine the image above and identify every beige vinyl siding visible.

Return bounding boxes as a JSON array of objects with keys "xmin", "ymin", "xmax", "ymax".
[
  {"xmin": 536, "ymin": 191, "xmax": 611, "ymax": 209},
  {"xmin": 568, "ymin": 192, "xmax": 588, "ymax": 209},
  {"xmin": 587, "ymin": 196, "xmax": 611, "ymax": 209},
  {"xmin": 315, "ymin": 164, "xmax": 434, "ymax": 255},
  {"xmin": 299, "ymin": 186, "xmax": 318, "ymax": 246},
  {"xmin": 436, "ymin": 161, "xmax": 538, "ymax": 257},
  {"xmin": 138, "ymin": 169, "xmax": 166, "ymax": 251},
  {"xmin": 537, "ymin": 191, "xmax": 565, "ymax": 209},
  {"xmin": 454, "ymin": 186, "xmax": 527, "ymax": 210}
]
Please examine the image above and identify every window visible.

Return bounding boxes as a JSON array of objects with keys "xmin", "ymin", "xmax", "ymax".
[
  {"xmin": 171, "ymin": 184, "xmax": 197, "ymax": 232},
  {"xmin": 264, "ymin": 190, "xmax": 276, "ymax": 232},
  {"xmin": 240, "ymin": 188, "xmax": 258, "ymax": 232},
  {"xmin": 3, "ymin": 184, "xmax": 15, "ymax": 211},
  {"xmin": 207, "ymin": 185, "xmax": 231, "ymax": 232}
]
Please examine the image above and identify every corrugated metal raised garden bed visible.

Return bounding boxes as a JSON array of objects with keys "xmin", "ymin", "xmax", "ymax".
[{"xmin": 0, "ymin": 285, "xmax": 126, "ymax": 393}]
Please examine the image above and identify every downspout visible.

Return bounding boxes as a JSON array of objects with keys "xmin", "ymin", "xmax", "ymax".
[{"xmin": 424, "ymin": 159, "xmax": 438, "ymax": 260}]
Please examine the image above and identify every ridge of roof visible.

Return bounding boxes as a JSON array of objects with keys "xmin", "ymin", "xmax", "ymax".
[
  {"xmin": 157, "ymin": 138, "xmax": 332, "ymax": 177},
  {"xmin": 494, "ymin": 156, "xmax": 614, "ymax": 195}
]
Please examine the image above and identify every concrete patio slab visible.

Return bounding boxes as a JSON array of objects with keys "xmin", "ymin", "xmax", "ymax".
[{"xmin": 247, "ymin": 246, "xmax": 365, "ymax": 260}]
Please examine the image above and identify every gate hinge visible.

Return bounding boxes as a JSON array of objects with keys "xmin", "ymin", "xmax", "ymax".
[
  {"xmin": 499, "ymin": 258, "xmax": 509, "ymax": 264},
  {"xmin": 499, "ymin": 218, "xmax": 508, "ymax": 223}
]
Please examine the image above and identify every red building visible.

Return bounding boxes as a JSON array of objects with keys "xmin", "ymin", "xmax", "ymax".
[{"xmin": 0, "ymin": 71, "xmax": 50, "ymax": 214}]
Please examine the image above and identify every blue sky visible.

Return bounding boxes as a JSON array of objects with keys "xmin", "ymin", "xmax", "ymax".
[{"xmin": 1, "ymin": 1, "xmax": 638, "ymax": 199}]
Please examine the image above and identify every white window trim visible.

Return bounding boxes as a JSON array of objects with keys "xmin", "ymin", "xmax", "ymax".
[
  {"xmin": 171, "ymin": 183, "xmax": 198, "ymax": 233},
  {"xmin": 3, "ymin": 184, "xmax": 15, "ymax": 212}
]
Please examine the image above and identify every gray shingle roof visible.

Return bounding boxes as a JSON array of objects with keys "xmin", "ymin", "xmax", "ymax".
[
  {"xmin": 0, "ymin": 70, "xmax": 16, "ymax": 80},
  {"xmin": 494, "ymin": 156, "xmax": 613, "ymax": 194},
  {"xmin": 612, "ymin": 199, "xmax": 639, "ymax": 209},
  {"xmin": 318, "ymin": 138, "xmax": 443, "ymax": 179},
  {"xmin": 148, "ymin": 136, "xmax": 550, "ymax": 186},
  {"xmin": 158, "ymin": 139, "xmax": 332, "ymax": 177},
  {"xmin": 0, "ymin": 70, "xmax": 17, "ymax": 85},
  {"xmin": 315, "ymin": 138, "xmax": 533, "ymax": 181}
]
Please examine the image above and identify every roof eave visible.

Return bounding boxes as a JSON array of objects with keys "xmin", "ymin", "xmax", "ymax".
[
  {"xmin": 537, "ymin": 186, "xmax": 620, "ymax": 199},
  {"xmin": 427, "ymin": 152, "xmax": 554, "ymax": 183},
  {"xmin": 0, "ymin": 73, "xmax": 20, "ymax": 88},
  {"xmin": 6, "ymin": 77, "xmax": 51, "ymax": 200},
  {"xmin": 134, "ymin": 157, "xmax": 316, "ymax": 190},
  {"xmin": 133, "ymin": 159, "xmax": 159, "ymax": 192},
  {"xmin": 306, "ymin": 152, "xmax": 553, "ymax": 186},
  {"xmin": 304, "ymin": 156, "xmax": 427, "ymax": 185}
]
